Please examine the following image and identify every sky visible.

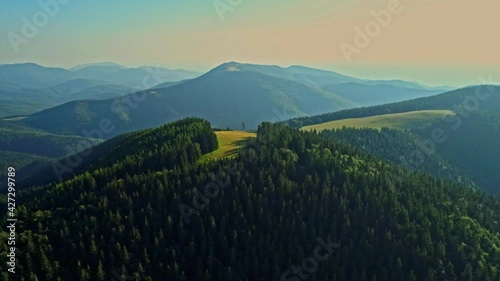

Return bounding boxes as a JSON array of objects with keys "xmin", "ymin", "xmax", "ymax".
[{"xmin": 0, "ymin": 0, "xmax": 499, "ymax": 87}]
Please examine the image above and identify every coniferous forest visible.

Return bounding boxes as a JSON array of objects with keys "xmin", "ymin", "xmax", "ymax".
[
  {"xmin": 2, "ymin": 1, "xmax": 500, "ymax": 280},
  {"xmin": 1, "ymin": 118, "xmax": 499, "ymax": 281}
]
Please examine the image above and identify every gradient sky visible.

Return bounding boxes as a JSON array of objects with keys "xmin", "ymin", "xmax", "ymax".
[{"xmin": 1, "ymin": 0, "xmax": 499, "ymax": 87}]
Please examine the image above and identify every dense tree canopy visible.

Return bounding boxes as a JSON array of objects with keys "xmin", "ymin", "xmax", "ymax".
[{"xmin": 1, "ymin": 120, "xmax": 499, "ymax": 281}]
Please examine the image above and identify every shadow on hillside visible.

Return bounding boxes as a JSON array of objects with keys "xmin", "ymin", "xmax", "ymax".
[{"xmin": 226, "ymin": 137, "xmax": 254, "ymax": 156}]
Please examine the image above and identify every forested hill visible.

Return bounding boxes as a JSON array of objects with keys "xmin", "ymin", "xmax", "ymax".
[
  {"xmin": 282, "ymin": 85, "xmax": 500, "ymax": 197},
  {"xmin": 17, "ymin": 118, "xmax": 218, "ymax": 189},
  {"xmin": 318, "ymin": 127, "xmax": 478, "ymax": 189},
  {"xmin": 282, "ymin": 85, "xmax": 500, "ymax": 128},
  {"xmin": 2, "ymin": 120, "xmax": 499, "ymax": 281}
]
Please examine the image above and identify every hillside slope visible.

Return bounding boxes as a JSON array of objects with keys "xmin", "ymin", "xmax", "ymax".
[
  {"xmin": 285, "ymin": 85, "xmax": 500, "ymax": 197},
  {"xmin": 0, "ymin": 63, "xmax": 201, "ymax": 117},
  {"xmin": 284, "ymin": 85, "xmax": 500, "ymax": 128},
  {"xmin": 302, "ymin": 110, "xmax": 454, "ymax": 131},
  {"xmin": 323, "ymin": 82, "xmax": 443, "ymax": 106},
  {"xmin": 17, "ymin": 118, "xmax": 218, "ymax": 188},
  {"xmin": 2, "ymin": 121, "xmax": 499, "ymax": 281},
  {"xmin": 18, "ymin": 63, "xmax": 362, "ymax": 137}
]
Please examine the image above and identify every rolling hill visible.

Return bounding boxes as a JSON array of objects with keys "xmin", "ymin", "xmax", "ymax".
[
  {"xmin": 286, "ymin": 85, "xmax": 500, "ymax": 197},
  {"xmin": 3, "ymin": 120, "xmax": 499, "ymax": 281},
  {"xmin": 301, "ymin": 110, "xmax": 455, "ymax": 131},
  {"xmin": 284, "ymin": 85, "xmax": 500, "ymax": 128},
  {"xmin": 16, "ymin": 118, "xmax": 218, "ymax": 189},
  {"xmin": 0, "ymin": 119, "xmax": 102, "ymax": 188},
  {"xmin": 0, "ymin": 62, "xmax": 448, "ymax": 118},
  {"xmin": 0, "ymin": 63, "xmax": 202, "ymax": 117},
  {"xmin": 12, "ymin": 62, "xmax": 451, "ymax": 137},
  {"xmin": 16, "ymin": 62, "xmax": 362, "ymax": 137},
  {"xmin": 322, "ymin": 82, "xmax": 444, "ymax": 106}
]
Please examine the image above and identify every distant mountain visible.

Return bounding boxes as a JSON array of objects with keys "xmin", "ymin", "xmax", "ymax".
[
  {"xmin": 322, "ymin": 82, "xmax": 443, "ymax": 106},
  {"xmin": 204, "ymin": 62, "xmax": 446, "ymax": 107},
  {"xmin": 0, "ymin": 78, "xmax": 134, "ymax": 117},
  {"xmin": 64, "ymin": 84, "xmax": 134, "ymax": 101},
  {"xmin": 68, "ymin": 62, "xmax": 128, "ymax": 71},
  {"xmin": 69, "ymin": 65, "xmax": 128, "ymax": 80},
  {"xmin": 358, "ymin": 79, "xmax": 454, "ymax": 92},
  {"xmin": 12, "ymin": 61, "xmax": 459, "ymax": 136},
  {"xmin": 1, "ymin": 61, "xmax": 451, "ymax": 119},
  {"xmin": 151, "ymin": 79, "xmax": 192, "ymax": 89},
  {"xmin": 19, "ymin": 62, "xmax": 361, "ymax": 137},
  {"xmin": 0, "ymin": 63, "xmax": 74, "ymax": 89},
  {"xmin": 47, "ymin": 78, "xmax": 112, "ymax": 95},
  {"xmin": 230, "ymin": 63, "xmax": 448, "ymax": 91},
  {"xmin": 0, "ymin": 63, "xmax": 202, "ymax": 117},
  {"xmin": 80, "ymin": 66, "xmax": 201, "ymax": 88}
]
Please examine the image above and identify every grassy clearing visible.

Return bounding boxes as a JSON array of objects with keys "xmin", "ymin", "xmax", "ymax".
[
  {"xmin": 197, "ymin": 130, "xmax": 256, "ymax": 163},
  {"xmin": 301, "ymin": 110, "xmax": 455, "ymax": 132}
]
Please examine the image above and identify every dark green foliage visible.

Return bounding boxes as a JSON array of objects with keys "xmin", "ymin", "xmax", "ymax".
[
  {"xmin": 283, "ymin": 85, "xmax": 500, "ymax": 128},
  {"xmin": 0, "ymin": 151, "xmax": 52, "ymax": 180},
  {"xmin": 0, "ymin": 123, "xmax": 101, "ymax": 190},
  {"xmin": 19, "ymin": 118, "xmax": 218, "ymax": 188},
  {"xmin": 284, "ymin": 86, "xmax": 500, "ymax": 197},
  {"xmin": 2, "ymin": 120, "xmax": 499, "ymax": 281},
  {"xmin": 419, "ymin": 110, "xmax": 500, "ymax": 197},
  {"xmin": 319, "ymin": 127, "xmax": 477, "ymax": 188},
  {"xmin": 0, "ymin": 127, "xmax": 101, "ymax": 159}
]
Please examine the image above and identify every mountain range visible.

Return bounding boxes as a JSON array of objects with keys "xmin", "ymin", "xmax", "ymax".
[
  {"xmin": 0, "ymin": 63, "xmax": 202, "ymax": 117},
  {"xmin": 3, "ymin": 61, "xmax": 450, "ymax": 137},
  {"xmin": 1, "ymin": 61, "xmax": 499, "ymax": 281}
]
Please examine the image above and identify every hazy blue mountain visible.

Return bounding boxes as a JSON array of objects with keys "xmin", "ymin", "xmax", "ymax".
[
  {"xmin": 64, "ymin": 84, "xmax": 134, "ymax": 101},
  {"xmin": 226, "ymin": 62, "xmax": 446, "ymax": 91},
  {"xmin": 70, "ymin": 64, "xmax": 202, "ymax": 88},
  {"xmin": 47, "ymin": 78, "xmax": 112, "ymax": 94},
  {"xmin": 68, "ymin": 62, "xmax": 128, "ymax": 71},
  {"xmin": 0, "ymin": 78, "xmax": 134, "ymax": 117},
  {"xmin": 18, "ymin": 62, "xmax": 361, "ymax": 137},
  {"xmin": 69, "ymin": 65, "xmax": 128, "ymax": 80},
  {"xmin": 358, "ymin": 79, "xmax": 454, "ymax": 91},
  {"xmin": 0, "ymin": 63, "xmax": 75, "ymax": 89},
  {"xmin": 151, "ymin": 79, "xmax": 193, "ymax": 89},
  {"xmin": 322, "ymin": 82, "xmax": 443, "ymax": 106},
  {"xmin": 0, "ymin": 63, "xmax": 202, "ymax": 117},
  {"xmin": 0, "ymin": 61, "xmax": 450, "ymax": 119},
  {"xmin": 90, "ymin": 67, "xmax": 201, "ymax": 88},
  {"xmin": 213, "ymin": 63, "xmax": 447, "ymax": 104},
  {"xmin": 217, "ymin": 62, "xmax": 362, "ymax": 87}
]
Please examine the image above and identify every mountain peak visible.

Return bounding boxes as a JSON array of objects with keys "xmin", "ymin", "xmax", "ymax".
[
  {"xmin": 1, "ymin": 62, "xmax": 48, "ymax": 69},
  {"xmin": 69, "ymin": 62, "xmax": 128, "ymax": 71}
]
